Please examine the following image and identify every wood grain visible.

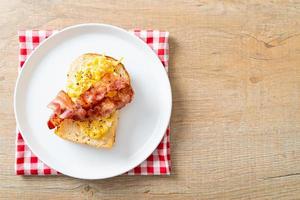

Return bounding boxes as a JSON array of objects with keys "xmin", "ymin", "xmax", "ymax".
[{"xmin": 0, "ymin": 0, "xmax": 300, "ymax": 199}]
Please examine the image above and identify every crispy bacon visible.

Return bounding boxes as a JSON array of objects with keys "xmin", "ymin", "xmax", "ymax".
[
  {"xmin": 86, "ymin": 99, "xmax": 116, "ymax": 119},
  {"xmin": 47, "ymin": 91, "xmax": 75, "ymax": 114},
  {"xmin": 47, "ymin": 119, "xmax": 55, "ymax": 129},
  {"xmin": 59, "ymin": 109, "xmax": 74, "ymax": 119},
  {"xmin": 74, "ymin": 107, "xmax": 87, "ymax": 120},
  {"xmin": 47, "ymin": 74, "xmax": 134, "ymax": 129},
  {"xmin": 47, "ymin": 102, "xmax": 61, "ymax": 114},
  {"xmin": 47, "ymin": 114, "xmax": 63, "ymax": 129}
]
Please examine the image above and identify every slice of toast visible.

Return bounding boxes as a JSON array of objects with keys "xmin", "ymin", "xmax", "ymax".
[
  {"xmin": 54, "ymin": 54, "xmax": 130, "ymax": 148},
  {"xmin": 55, "ymin": 111, "xmax": 119, "ymax": 148}
]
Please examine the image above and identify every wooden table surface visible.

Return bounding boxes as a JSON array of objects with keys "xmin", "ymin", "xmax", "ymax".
[{"xmin": 1, "ymin": 0, "xmax": 300, "ymax": 199}]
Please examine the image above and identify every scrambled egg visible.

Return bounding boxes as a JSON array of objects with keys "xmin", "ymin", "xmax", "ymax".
[
  {"xmin": 66, "ymin": 55, "xmax": 118, "ymax": 100},
  {"xmin": 66, "ymin": 55, "xmax": 120, "ymax": 139},
  {"xmin": 77, "ymin": 115, "xmax": 114, "ymax": 139}
]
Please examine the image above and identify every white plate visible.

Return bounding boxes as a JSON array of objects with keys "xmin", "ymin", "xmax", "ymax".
[{"xmin": 14, "ymin": 24, "xmax": 172, "ymax": 179}]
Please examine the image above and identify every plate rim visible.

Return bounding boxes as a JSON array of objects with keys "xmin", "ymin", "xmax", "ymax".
[{"xmin": 14, "ymin": 23, "xmax": 172, "ymax": 179}]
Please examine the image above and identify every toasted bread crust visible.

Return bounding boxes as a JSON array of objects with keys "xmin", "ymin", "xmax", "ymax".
[{"xmin": 55, "ymin": 54, "xmax": 130, "ymax": 148}]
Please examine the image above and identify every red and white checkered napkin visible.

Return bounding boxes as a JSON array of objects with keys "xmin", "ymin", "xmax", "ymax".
[{"xmin": 15, "ymin": 29, "xmax": 171, "ymax": 176}]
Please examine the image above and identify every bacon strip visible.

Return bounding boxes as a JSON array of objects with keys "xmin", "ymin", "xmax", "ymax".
[
  {"xmin": 47, "ymin": 114, "xmax": 63, "ymax": 129},
  {"xmin": 47, "ymin": 91, "xmax": 74, "ymax": 113},
  {"xmin": 47, "ymin": 74, "xmax": 134, "ymax": 129}
]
